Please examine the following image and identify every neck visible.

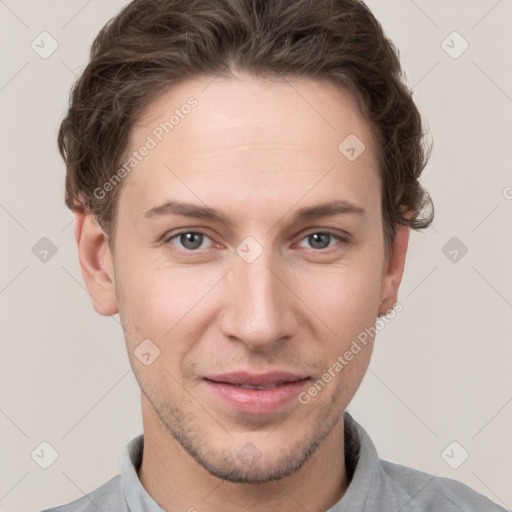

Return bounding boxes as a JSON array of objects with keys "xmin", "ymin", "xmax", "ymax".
[{"xmin": 138, "ymin": 396, "xmax": 349, "ymax": 512}]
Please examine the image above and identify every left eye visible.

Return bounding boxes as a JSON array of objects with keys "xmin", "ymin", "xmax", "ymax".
[
  {"xmin": 298, "ymin": 232, "xmax": 342, "ymax": 250},
  {"xmin": 167, "ymin": 232, "xmax": 213, "ymax": 251}
]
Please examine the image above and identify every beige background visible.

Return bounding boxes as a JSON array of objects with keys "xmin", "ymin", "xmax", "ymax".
[{"xmin": 0, "ymin": 1, "xmax": 511, "ymax": 511}]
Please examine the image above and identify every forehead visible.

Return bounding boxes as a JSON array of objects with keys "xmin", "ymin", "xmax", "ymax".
[
  {"xmin": 134, "ymin": 73, "xmax": 375, "ymax": 154},
  {"xmin": 120, "ymin": 73, "xmax": 380, "ymax": 221}
]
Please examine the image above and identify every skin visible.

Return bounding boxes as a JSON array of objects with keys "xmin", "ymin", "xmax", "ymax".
[{"xmin": 75, "ymin": 72, "xmax": 409, "ymax": 512}]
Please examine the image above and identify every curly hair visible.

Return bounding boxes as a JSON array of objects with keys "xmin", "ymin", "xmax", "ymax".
[{"xmin": 58, "ymin": 0, "xmax": 434, "ymax": 252}]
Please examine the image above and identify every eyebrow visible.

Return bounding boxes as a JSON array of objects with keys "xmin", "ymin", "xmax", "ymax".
[{"xmin": 142, "ymin": 199, "xmax": 366, "ymax": 228}]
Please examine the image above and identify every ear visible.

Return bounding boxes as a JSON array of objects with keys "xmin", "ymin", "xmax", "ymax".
[
  {"xmin": 74, "ymin": 210, "xmax": 118, "ymax": 316},
  {"xmin": 378, "ymin": 223, "xmax": 410, "ymax": 316}
]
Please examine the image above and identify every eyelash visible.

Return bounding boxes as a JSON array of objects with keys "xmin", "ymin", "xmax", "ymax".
[{"xmin": 164, "ymin": 230, "xmax": 349, "ymax": 254}]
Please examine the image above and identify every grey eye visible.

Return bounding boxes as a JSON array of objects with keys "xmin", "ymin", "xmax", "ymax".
[
  {"xmin": 170, "ymin": 232, "xmax": 209, "ymax": 250},
  {"xmin": 180, "ymin": 232, "xmax": 203, "ymax": 250},
  {"xmin": 306, "ymin": 233, "xmax": 334, "ymax": 249}
]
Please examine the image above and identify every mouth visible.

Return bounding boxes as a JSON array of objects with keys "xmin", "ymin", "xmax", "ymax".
[
  {"xmin": 202, "ymin": 371, "xmax": 310, "ymax": 414},
  {"xmin": 216, "ymin": 381, "xmax": 299, "ymax": 390}
]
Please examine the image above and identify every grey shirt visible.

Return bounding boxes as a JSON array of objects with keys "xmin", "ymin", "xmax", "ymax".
[{"xmin": 41, "ymin": 413, "xmax": 506, "ymax": 511}]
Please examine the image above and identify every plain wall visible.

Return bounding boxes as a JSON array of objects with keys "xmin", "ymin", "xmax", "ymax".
[{"xmin": 0, "ymin": 1, "xmax": 511, "ymax": 510}]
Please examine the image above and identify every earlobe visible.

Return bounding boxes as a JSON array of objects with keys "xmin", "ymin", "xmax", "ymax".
[
  {"xmin": 74, "ymin": 210, "xmax": 118, "ymax": 316},
  {"xmin": 378, "ymin": 224, "xmax": 410, "ymax": 316}
]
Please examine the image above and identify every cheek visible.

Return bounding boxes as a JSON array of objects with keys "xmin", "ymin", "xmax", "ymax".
[
  {"xmin": 115, "ymin": 258, "xmax": 217, "ymax": 354},
  {"xmin": 293, "ymin": 253, "xmax": 383, "ymax": 334},
  {"xmin": 305, "ymin": 262, "xmax": 381, "ymax": 400}
]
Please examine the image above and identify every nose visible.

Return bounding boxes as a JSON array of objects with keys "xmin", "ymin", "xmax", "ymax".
[{"xmin": 219, "ymin": 248, "xmax": 298, "ymax": 351}]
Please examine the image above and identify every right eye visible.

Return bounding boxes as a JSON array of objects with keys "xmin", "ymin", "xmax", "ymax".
[{"xmin": 165, "ymin": 231, "xmax": 214, "ymax": 252}]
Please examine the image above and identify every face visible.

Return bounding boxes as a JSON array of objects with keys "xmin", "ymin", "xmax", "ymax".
[{"xmin": 82, "ymin": 73, "xmax": 407, "ymax": 484}]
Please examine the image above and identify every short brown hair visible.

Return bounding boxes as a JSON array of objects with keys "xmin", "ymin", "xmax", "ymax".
[{"xmin": 58, "ymin": 0, "xmax": 434, "ymax": 251}]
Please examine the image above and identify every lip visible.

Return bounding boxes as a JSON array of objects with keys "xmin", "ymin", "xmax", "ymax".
[
  {"xmin": 205, "ymin": 371, "xmax": 309, "ymax": 386},
  {"xmin": 203, "ymin": 371, "xmax": 310, "ymax": 414}
]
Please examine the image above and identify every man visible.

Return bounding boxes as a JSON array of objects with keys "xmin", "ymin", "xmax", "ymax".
[{"xmin": 43, "ymin": 0, "xmax": 506, "ymax": 510}]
